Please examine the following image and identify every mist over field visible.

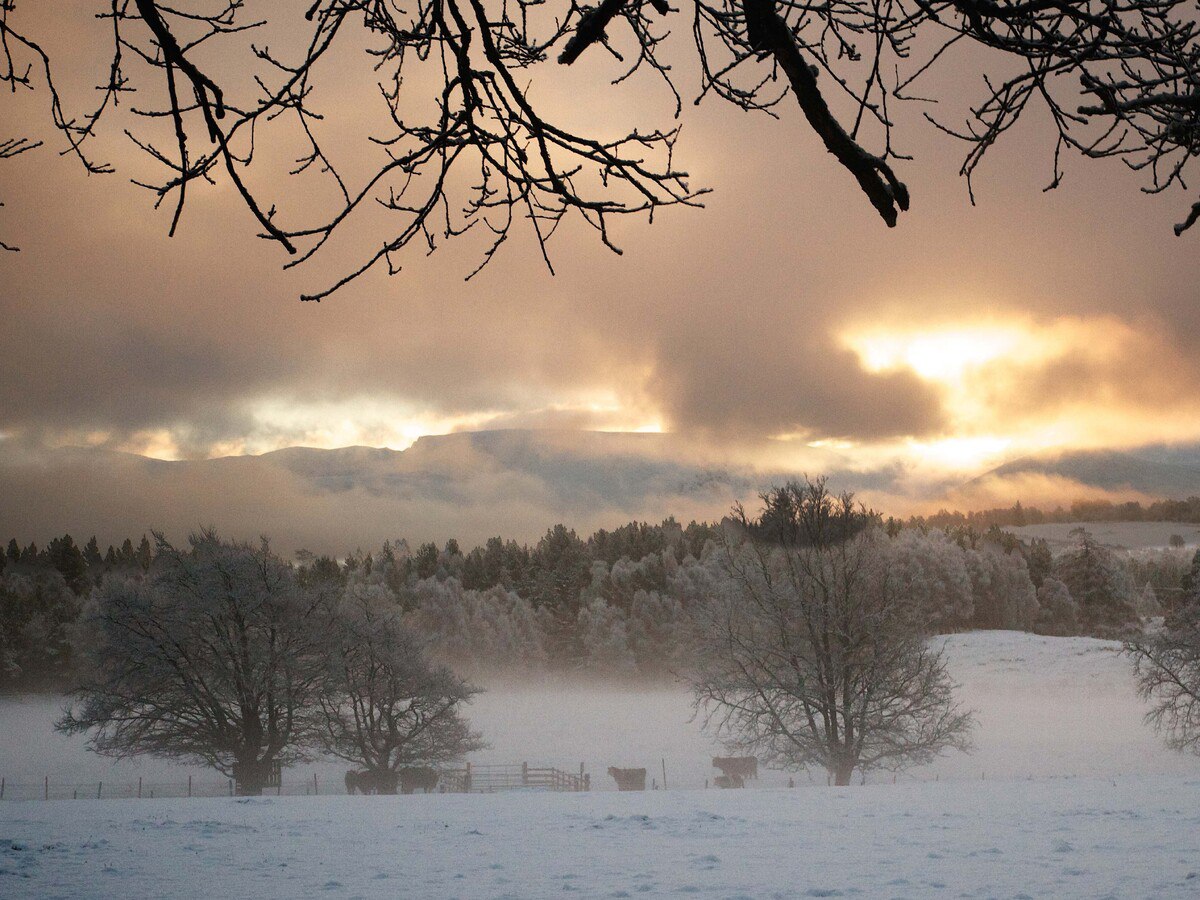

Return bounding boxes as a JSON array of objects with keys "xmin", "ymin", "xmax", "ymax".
[{"xmin": 3, "ymin": 632, "xmax": 1195, "ymax": 793}]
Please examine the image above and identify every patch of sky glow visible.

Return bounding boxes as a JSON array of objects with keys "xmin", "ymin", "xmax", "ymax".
[
  {"xmin": 901, "ymin": 435, "xmax": 1015, "ymax": 471},
  {"xmin": 834, "ymin": 312, "xmax": 1197, "ymax": 475},
  {"xmin": 850, "ymin": 326, "xmax": 1027, "ymax": 383},
  {"xmin": 98, "ymin": 392, "xmax": 665, "ymax": 461}
]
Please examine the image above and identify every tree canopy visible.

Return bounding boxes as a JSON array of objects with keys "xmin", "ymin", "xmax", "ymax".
[
  {"xmin": 2, "ymin": 1, "xmax": 1198, "ymax": 292},
  {"xmin": 690, "ymin": 479, "xmax": 975, "ymax": 785},
  {"xmin": 58, "ymin": 532, "xmax": 329, "ymax": 794}
]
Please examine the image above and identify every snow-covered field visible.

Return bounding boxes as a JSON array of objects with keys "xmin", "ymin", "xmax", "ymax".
[
  {"xmin": 4, "ymin": 776, "xmax": 1200, "ymax": 898},
  {"xmin": 1007, "ymin": 521, "xmax": 1200, "ymax": 551},
  {"xmin": 3, "ymin": 631, "xmax": 1200, "ymax": 897}
]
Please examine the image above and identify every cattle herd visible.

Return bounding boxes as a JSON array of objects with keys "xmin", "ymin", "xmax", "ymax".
[
  {"xmin": 344, "ymin": 766, "xmax": 440, "ymax": 795},
  {"xmin": 346, "ymin": 757, "xmax": 761, "ymax": 795}
]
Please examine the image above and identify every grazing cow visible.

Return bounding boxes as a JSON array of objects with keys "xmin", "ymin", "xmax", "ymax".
[
  {"xmin": 607, "ymin": 766, "xmax": 647, "ymax": 791},
  {"xmin": 713, "ymin": 774, "xmax": 745, "ymax": 789},
  {"xmin": 712, "ymin": 756, "xmax": 758, "ymax": 781},
  {"xmin": 344, "ymin": 769, "xmax": 401, "ymax": 795},
  {"xmin": 399, "ymin": 766, "xmax": 440, "ymax": 794}
]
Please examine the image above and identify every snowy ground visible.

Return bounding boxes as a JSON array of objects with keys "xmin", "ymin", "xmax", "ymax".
[
  {"xmin": 3, "ymin": 777, "xmax": 1200, "ymax": 898},
  {"xmin": 3, "ymin": 631, "xmax": 1200, "ymax": 896}
]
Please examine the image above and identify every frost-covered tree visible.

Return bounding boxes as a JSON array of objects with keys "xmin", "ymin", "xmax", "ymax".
[
  {"xmin": 575, "ymin": 598, "xmax": 638, "ymax": 674},
  {"xmin": 628, "ymin": 588, "xmax": 691, "ymax": 677},
  {"xmin": 1053, "ymin": 529, "xmax": 1138, "ymax": 636},
  {"xmin": 317, "ymin": 581, "xmax": 484, "ymax": 790},
  {"xmin": 0, "ymin": 570, "xmax": 81, "ymax": 687},
  {"xmin": 886, "ymin": 529, "xmax": 974, "ymax": 633},
  {"xmin": 966, "ymin": 547, "xmax": 1039, "ymax": 632},
  {"xmin": 58, "ymin": 532, "xmax": 327, "ymax": 795},
  {"xmin": 1035, "ymin": 576, "xmax": 1079, "ymax": 636},
  {"xmin": 1137, "ymin": 583, "xmax": 1164, "ymax": 618},
  {"xmin": 690, "ymin": 480, "xmax": 974, "ymax": 786},
  {"xmin": 408, "ymin": 577, "xmax": 548, "ymax": 675}
]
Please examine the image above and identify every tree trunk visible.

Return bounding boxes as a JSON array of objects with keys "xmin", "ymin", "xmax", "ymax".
[
  {"xmin": 832, "ymin": 759, "xmax": 855, "ymax": 786},
  {"xmin": 232, "ymin": 760, "xmax": 269, "ymax": 796}
]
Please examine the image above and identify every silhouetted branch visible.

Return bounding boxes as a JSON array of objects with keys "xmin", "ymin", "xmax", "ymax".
[{"xmin": 2, "ymin": 0, "xmax": 1198, "ymax": 296}]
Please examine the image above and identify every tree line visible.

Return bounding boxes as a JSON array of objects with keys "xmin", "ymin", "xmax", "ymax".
[
  {"xmin": 898, "ymin": 497, "xmax": 1200, "ymax": 532},
  {"xmin": 5, "ymin": 508, "xmax": 1199, "ymax": 690}
]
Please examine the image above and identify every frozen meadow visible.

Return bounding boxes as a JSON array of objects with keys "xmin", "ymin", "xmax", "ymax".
[{"xmin": 3, "ymin": 631, "xmax": 1200, "ymax": 897}]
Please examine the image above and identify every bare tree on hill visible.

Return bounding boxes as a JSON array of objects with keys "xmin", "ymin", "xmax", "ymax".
[{"xmin": 2, "ymin": 1, "xmax": 1199, "ymax": 291}]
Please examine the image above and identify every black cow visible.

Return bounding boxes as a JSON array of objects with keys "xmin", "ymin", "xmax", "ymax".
[
  {"xmin": 607, "ymin": 766, "xmax": 647, "ymax": 791},
  {"xmin": 344, "ymin": 769, "xmax": 400, "ymax": 794},
  {"xmin": 399, "ymin": 766, "xmax": 440, "ymax": 794},
  {"xmin": 712, "ymin": 756, "xmax": 758, "ymax": 780}
]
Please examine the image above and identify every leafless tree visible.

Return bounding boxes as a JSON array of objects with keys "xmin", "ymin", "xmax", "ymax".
[
  {"xmin": 317, "ymin": 580, "xmax": 485, "ymax": 791},
  {"xmin": 690, "ymin": 479, "xmax": 973, "ymax": 785},
  {"xmin": 1, "ymin": 0, "xmax": 1198, "ymax": 296},
  {"xmin": 58, "ymin": 531, "xmax": 328, "ymax": 795},
  {"xmin": 1127, "ymin": 602, "xmax": 1200, "ymax": 755}
]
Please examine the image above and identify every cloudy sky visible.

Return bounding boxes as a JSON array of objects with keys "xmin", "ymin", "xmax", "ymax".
[{"xmin": 2, "ymin": 2, "xmax": 1198, "ymax": 532}]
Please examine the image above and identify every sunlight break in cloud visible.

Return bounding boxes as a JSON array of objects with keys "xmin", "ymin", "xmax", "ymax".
[
  {"xmin": 100, "ymin": 393, "xmax": 665, "ymax": 461},
  {"xmin": 837, "ymin": 312, "xmax": 1200, "ymax": 473}
]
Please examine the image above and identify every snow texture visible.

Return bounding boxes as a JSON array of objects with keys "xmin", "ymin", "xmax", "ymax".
[{"xmin": 2, "ymin": 778, "xmax": 1200, "ymax": 898}]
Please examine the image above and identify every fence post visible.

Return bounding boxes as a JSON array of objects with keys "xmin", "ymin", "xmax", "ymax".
[
  {"xmin": 229, "ymin": 779, "xmax": 233, "ymax": 797},
  {"xmin": 464, "ymin": 762, "xmax": 471, "ymax": 793},
  {"xmin": 44, "ymin": 775, "xmax": 48, "ymax": 801},
  {"xmin": 313, "ymin": 773, "xmax": 319, "ymax": 796},
  {"xmin": 73, "ymin": 789, "xmax": 77, "ymax": 800},
  {"xmin": 188, "ymin": 775, "xmax": 193, "ymax": 798},
  {"xmin": 97, "ymin": 782, "xmax": 103, "ymax": 800},
  {"xmin": 138, "ymin": 777, "xmax": 142, "ymax": 799},
  {"xmin": 661, "ymin": 758, "xmax": 667, "ymax": 791}
]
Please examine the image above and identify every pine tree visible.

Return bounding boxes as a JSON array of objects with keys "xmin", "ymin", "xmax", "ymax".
[
  {"xmin": 136, "ymin": 536, "xmax": 153, "ymax": 571},
  {"xmin": 1052, "ymin": 529, "xmax": 1138, "ymax": 635},
  {"xmin": 47, "ymin": 535, "xmax": 90, "ymax": 595},
  {"xmin": 414, "ymin": 542, "xmax": 440, "ymax": 580}
]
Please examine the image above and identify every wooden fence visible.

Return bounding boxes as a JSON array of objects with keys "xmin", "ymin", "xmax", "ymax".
[
  {"xmin": 438, "ymin": 762, "xmax": 590, "ymax": 793},
  {"xmin": 0, "ymin": 763, "xmax": 590, "ymax": 801},
  {"xmin": 0, "ymin": 770, "xmax": 322, "ymax": 802}
]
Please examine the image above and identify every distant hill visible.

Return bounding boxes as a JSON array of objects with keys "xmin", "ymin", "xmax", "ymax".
[
  {"xmin": 0, "ymin": 430, "xmax": 811, "ymax": 553},
  {"xmin": 968, "ymin": 445, "xmax": 1200, "ymax": 498},
  {"xmin": 4, "ymin": 431, "xmax": 1198, "ymax": 554}
]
